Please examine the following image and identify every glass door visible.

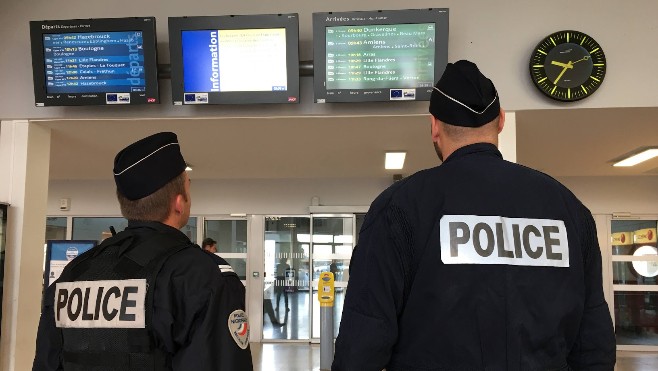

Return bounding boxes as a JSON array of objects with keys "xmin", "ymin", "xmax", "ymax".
[
  {"xmin": 611, "ymin": 218, "xmax": 658, "ymax": 350},
  {"xmin": 204, "ymin": 218, "xmax": 248, "ymax": 284},
  {"xmin": 263, "ymin": 216, "xmax": 311, "ymax": 341},
  {"xmin": 310, "ymin": 215, "xmax": 356, "ymax": 340}
]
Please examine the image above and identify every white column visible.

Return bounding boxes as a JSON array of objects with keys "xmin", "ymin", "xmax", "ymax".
[
  {"xmin": 0, "ymin": 120, "xmax": 51, "ymax": 371},
  {"xmin": 499, "ymin": 111, "xmax": 517, "ymax": 163}
]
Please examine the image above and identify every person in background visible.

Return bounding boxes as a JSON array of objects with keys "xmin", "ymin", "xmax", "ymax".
[
  {"xmin": 332, "ymin": 60, "xmax": 616, "ymax": 371},
  {"xmin": 202, "ymin": 237, "xmax": 218, "ymax": 254},
  {"xmin": 274, "ymin": 257, "xmax": 291, "ymax": 312},
  {"xmin": 33, "ymin": 132, "xmax": 253, "ymax": 371}
]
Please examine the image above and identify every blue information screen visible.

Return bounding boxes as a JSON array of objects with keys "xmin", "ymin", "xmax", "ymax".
[{"xmin": 43, "ymin": 31, "xmax": 146, "ymax": 94}]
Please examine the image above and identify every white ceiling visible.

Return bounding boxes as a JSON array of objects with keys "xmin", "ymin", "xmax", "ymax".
[{"xmin": 40, "ymin": 106, "xmax": 658, "ymax": 181}]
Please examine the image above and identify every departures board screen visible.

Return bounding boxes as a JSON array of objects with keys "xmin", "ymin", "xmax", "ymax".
[
  {"xmin": 30, "ymin": 17, "xmax": 159, "ymax": 106},
  {"xmin": 43, "ymin": 31, "xmax": 147, "ymax": 95}
]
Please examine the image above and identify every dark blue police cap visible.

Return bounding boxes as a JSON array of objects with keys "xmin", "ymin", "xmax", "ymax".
[
  {"xmin": 113, "ymin": 132, "xmax": 187, "ymax": 200},
  {"xmin": 429, "ymin": 60, "xmax": 500, "ymax": 127}
]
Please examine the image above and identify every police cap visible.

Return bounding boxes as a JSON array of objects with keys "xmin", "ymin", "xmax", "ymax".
[
  {"xmin": 113, "ymin": 132, "xmax": 187, "ymax": 200},
  {"xmin": 429, "ymin": 60, "xmax": 500, "ymax": 127}
]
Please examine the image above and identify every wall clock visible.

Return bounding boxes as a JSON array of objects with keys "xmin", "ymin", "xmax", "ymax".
[{"xmin": 529, "ymin": 30, "xmax": 606, "ymax": 102}]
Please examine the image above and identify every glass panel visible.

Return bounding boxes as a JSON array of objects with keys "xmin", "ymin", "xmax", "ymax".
[
  {"xmin": 72, "ymin": 217, "xmax": 127, "ymax": 242},
  {"xmin": 311, "ymin": 216, "xmax": 354, "ymax": 339},
  {"xmin": 204, "ymin": 219, "xmax": 248, "ymax": 280},
  {"xmin": 263, "ymin": 216, "xmax": 310, "ymax": 340},
  {"xmin": 73, "ymin": 217, "xmax": 197, "ymax": 243},
  {"xmin": 46, "ymin": 217, "xmax": 67, "ymax": 241},
  {"xmin": 613, "ymin": 262, "xmax": 658, "ymax": 285},
  {"xmin": 611, "ymin": 219, "xmax": 658, "ymax": 347},
  {"xmin": 614, "ymin": 291, "xmax": 658, "ymax": 346}
]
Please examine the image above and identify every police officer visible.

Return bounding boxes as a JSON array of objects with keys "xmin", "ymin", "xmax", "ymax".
[
  {"xmin": 33, "ymin": 132, "xmax": 253, "ymax": 371},
  {"xmin": 332, "ymin": 61, "xmax": 616, "ymax": 371}
]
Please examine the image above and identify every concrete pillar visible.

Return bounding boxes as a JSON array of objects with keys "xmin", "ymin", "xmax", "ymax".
[{"xmin": 0, "ymin": 120, "xmax": 51, "ymax": 371}]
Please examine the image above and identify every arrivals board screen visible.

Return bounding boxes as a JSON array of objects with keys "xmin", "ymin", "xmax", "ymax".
[
  {"xmin": 30, "ymin": 17, "xmax": 159, "ymax": 106},
  {"xmin": 313, "ymin": 9, "xmax": 448, "ymax": 103}
]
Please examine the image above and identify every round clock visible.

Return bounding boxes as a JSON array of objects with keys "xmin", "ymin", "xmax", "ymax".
[{"xmin": 529, "ymin": 30, "xmax": 606, "ymax": 102}]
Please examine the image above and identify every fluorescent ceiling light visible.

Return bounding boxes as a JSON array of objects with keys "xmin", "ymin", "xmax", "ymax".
[
  {"xmin": 613, "ymin": 148, "xmax": 658, "ymax": 167},
  {"xmin": 385, "ymin": 152, "xmax": 406, "ymax": 169},
  {"xmin": 185, "ymin": 164, "xmax": 193, "ymax": 171}
]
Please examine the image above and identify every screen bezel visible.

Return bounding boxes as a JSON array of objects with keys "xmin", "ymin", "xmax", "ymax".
[
  {"xmin": 30, "ymin": 17, "xmax": 160, "ymax": 107},
  {"xmin": 168, "ymin": 14, "xmax": 300, "ymax": 105},
  {"xmin": 43, "ymin": 239, "xmax": 97, "ymax": 288},
  {"xmin": 312, "ymin": 8, "xmax": 449, "ymax": 103}
]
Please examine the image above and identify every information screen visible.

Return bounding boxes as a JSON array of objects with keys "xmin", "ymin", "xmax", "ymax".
[
  {"xmin": 181, "ymin": 28, "xmax": 288, "ymax": 93},
  {"xmin": 43, "ymin": 31, "xmax": 146, "ymax": 95},
  {"xmin": 313, "ymin": 8, "xmax": 448, "ymax": 103},
  {"xmin": 324, "ymin": 23, "xmax": 436, "ymax": 90}
]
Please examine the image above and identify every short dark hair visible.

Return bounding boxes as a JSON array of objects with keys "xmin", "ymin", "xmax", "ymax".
[
  {"xmin": 202, "ymin": 237, "xmax": 217, "ymax": 249},
  {"xmin": 117, "ymin": 171, "xmax": 186, "ymax": 222}
]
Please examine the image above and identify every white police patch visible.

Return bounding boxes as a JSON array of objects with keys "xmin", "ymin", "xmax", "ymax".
[
  {"xmin": 55, "ymin": 279, "xmax": 146, "ymax": 328},
  {"xmin": 440, "ymin": 215, "xmax": 569, "ymax": 268},
  {"xmin": 228, "ymin": 309, "xmax": 249, "ymax": 349}
]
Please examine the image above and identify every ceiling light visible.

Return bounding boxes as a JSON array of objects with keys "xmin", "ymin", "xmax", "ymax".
[
  {"xmin": 385, "ymin": 152, "xmax": 406, "ymax": 170},
  {"xmin": 185, "ymin": 164, "xmax": 193, "ymax": 171},
  {"xmin": 613, "ymin": 148, "xmax": 658, "ymax": 167}
]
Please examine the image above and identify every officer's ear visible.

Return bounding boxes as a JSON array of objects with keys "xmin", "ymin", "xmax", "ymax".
[
  {"xmin": 430, "ymin": 115, "xmax": 441, "ymax": 142},
  {"xmin": 172, "ymin": 193, "xmax": 185, "ymax": 216},
  {"xmin": 497, "ymin": 108, "xmax": 505, "ymax": 134}
]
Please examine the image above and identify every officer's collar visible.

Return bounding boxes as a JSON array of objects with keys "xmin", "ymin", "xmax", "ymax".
[
  {"xmin": 442, "ymin": 142, "xmax": 502, "ymax": 164},
  {"xmin": 126, "ymin": 220, "xmax": 191, "ymax": 241}
]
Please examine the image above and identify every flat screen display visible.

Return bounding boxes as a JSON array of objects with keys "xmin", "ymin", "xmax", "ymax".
[
  {"xmin": 44, "ymin": 240, "xmax": 97, "ymax": 287},
  {"xmin": 30, "ymin": 17, "xmax": 159, "ymax": 106},
  {"xmin": 169, "ymin": 14, "xmax": 299, "ymax": 105},
  {"xmin": 313, "ymin": 9, "xmax": 449, "ymax": 103}
]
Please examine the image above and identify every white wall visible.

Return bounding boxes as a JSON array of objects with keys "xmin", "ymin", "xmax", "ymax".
[
  {"xmin": 48, "ymin": 174, "xmax": 658, "ymax": 217},
  {"xmin": 560, "ymin": 176, "xmax": 658, "ymax": 215},
  {"xmin": 47, "ymin": 177, "xmax": 393, "ymax": 216},
  {"xmin": 2, "ymin": 0, "xmax": 658, "ymax": 121}
]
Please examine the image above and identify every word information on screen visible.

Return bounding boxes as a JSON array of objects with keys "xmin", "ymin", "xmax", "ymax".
[
  {"xmin": 182, "ymin": 28, "xmax": 287, "ymax": 93},
  {"xmin": 43, "ymin": 31, "xmax": 146, "ymax": 94},
  {"xmin": 325, "ymin": 23, "xmax": 436, "ymax": 90}
]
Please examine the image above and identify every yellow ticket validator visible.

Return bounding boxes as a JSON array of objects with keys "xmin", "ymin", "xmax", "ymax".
[{"xmin": 318, "ymin": 272, "xmax": 335, "ymax": 307}]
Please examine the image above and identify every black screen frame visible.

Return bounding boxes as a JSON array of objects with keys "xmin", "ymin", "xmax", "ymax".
[
  {"xmin": 43, "ymin": 239, "xmax": 97, "ymax": 288},
  {"xmin": 30, "ymin": 17, "xmax": 160, "ymax": 107},
  {"xmin": 313, "ymin": 8, "xmax": 449, "ymax": 103},
  {"xmin": 168, "ymin": 13, "xmax": 300, "ymax": 105}
]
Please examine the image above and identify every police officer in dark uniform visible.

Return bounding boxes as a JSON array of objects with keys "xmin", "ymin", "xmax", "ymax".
[
  {"xmin": 333, "ymin": 61, "xmax": 616, "ymax": 371},
  {"xmin": 33, "ymin": 132, "xmax": 253, "ymax": 371}
]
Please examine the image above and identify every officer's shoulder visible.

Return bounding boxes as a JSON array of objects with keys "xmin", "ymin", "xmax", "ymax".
[
  {"xmin": 165, "ymin": 245, "xmax": 240, "ymax": 276},
  {"xmin": 362, "ymin": 167, "xmax": 437, "ymax": 226},
  {"xmin": 514, "ymin": 161, "xmax": 577, "ymax": 193}
]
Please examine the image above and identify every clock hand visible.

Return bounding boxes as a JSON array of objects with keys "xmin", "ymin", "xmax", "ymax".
[
  {"xmin": 551, "ymin": 60, "xmax": 574, "ymax": 69},
  {"xmin": 553, "ymin": 61, "xmax": 573, "ymax": 84},
  {"xmin": 571, "ymin": 56, "xmax": 590, "ymax": 65}
]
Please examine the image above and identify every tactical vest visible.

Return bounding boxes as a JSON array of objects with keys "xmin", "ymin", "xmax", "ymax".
[{"xmin": 55, "ymin": 229, "xmax": 191, "ymax": 371}]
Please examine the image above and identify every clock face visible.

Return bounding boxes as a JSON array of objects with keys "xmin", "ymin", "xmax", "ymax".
[{"xmin": 529, "ymin": 30, "xmax": 606, "ymax": 102}]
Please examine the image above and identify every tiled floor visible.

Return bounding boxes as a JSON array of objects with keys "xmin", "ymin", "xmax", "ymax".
[{"xmin": 251, "ymin": 343, "xmax": 658, "ymax": 371}]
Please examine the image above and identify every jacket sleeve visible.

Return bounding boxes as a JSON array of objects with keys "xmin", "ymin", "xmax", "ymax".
[
  {"xmin": 32, "ymin": 283, "xmax": 63, "ymax": 371},
  {"xmin": 152, "ymin": 253, "xmax": 253, "ymax": 371},
  {"xmin": 332, "ymin": 203, "xmax": 408, "ymax": 371},
  {"xmin": 567, "ymin": 207, "xmax": 616, "ymax": 370}
]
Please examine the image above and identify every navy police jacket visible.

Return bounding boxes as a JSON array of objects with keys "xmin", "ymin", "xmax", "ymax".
[
  {"xmin": 333, "ymin": 143, "xmax": 615, "ymax": 371},
  {"xmin": 33, "ymin": 221, "xmax": 253, "ymax": 371}
]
